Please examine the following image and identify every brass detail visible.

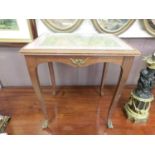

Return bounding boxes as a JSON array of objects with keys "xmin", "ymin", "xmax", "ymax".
[
  {"xmin": 124, "ymin": 103, "xmax": 149, "ymax": 123},
  {"xmin": 42, "ymin": 120, "xmax": 48, "ymax": 129},
  {"xmin": 107, "ymin": 119, "xmax": 113, "ymax": 128},
  {"xmin": 143, "ymin": 55, "xmax": 155, "ymax": 69},
  {"xmin": 131, "ymin": 92, "xmax": 154, "ymax": 102},
  {"xmin": 124, "ymin": 92, "xmax": 153, "ymax": 123},
  {"xmin": 125, "ymin": 53, "xmax": 155, "ymax": 123},
  {"xmin": 70, "ymin": 58, "xmax": 88, "ymax": 66}
]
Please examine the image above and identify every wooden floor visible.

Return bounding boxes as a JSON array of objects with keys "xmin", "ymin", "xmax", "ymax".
[{"xmin": 0, "ymin": 86, "xmax": 155, "ymax": 135}]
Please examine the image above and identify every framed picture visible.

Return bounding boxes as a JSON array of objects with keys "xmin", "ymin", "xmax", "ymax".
[
  {"xmin": 143, "ymin": 19, "xmax": 155, "ymax": 36},
  {"xmin": 0, "ymin": 19, "xmax": 37, "ymax": 44},
  {"xmin": 91, "ymin": 19, "xmax": 135, "ymax": 35},
  {"xmin": 41, "ymin": 19, "xmax": 83, "ymax": 32}
]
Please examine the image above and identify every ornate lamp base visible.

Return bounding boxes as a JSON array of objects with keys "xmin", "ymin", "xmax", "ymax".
[
  {"xmin": 124, "ymin": 53, "xmax": 155, "ymax": 123},
  {"xmin": 124, "ymin": 92, "xmax": 154, "ymax": 123}
]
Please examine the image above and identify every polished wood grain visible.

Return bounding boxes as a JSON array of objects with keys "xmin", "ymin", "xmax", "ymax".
[
  {"xmin": 100, "ymin": 63, "xmax": 109, "ymax": 96},
  {"xmin": 107, "ymin": 57, "xmax": 133, "ymax": 128},
  {"xmin": 26, "ymin": 55, "xmax": 124, "ymax": 67},
  {"xmin": 1, "ymin": 86, "xmax": 155, "ymax": 135},
  {"xmin": 24, "ymin": 55, "xmax": 126, "ymax": 127},
  {"xmin": 21, "ymin": 49, "xmax": 140, "ymax": 56},
  {"xmin": 25, "ymin": 56, "xmax": 49, "ymax": 122},
  {"xmin": 48, "ymin": 62, "xmax": 56, "ymax": 95},
  {"xmin": 24, "ymin": 54, "xmax": 136, "ymax": 128},
  {"xmin": 20, "ymin": 34, "xmax": 141, "ymax": 128}
]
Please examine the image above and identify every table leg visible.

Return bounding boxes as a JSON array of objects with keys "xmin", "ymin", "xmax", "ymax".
[
  {"xmin": 100, "ymin": 63, "xmax": 109, "ymax": 96},
  {"xmin": 48, "ymin": 62, "xmax": 56, "ymax": 96},
  {"xmin": 107, "ymin": 57, "xmax": 133, "ymax": 128},
  {"xmin": 25, "ymin": 56, "xmax": 49, "ymax": 128}
]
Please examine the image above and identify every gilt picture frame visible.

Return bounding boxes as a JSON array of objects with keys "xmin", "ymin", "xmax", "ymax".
[
  {"xmin": 41, "ymin": 19, "xmax": 83, "ymax": 32},
  {"xmin": 91, "ymin": 19, "xmax": 135, "ymax": 35},
  {"xmin": 0, "ymin": 19, "xmax": 37, "ymax": 44},
  {"xmin": 143, "ymin": 19, "xmax": 155, "ymax": 36}
]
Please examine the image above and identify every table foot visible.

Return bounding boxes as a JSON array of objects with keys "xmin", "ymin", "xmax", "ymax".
[
  {"xmin": 42, "ymin": 120, "xmax": 49, "ymax": 129},
  {"xmin": 107, "ymin": 119, "xmax": 113, "ymax": 128},
  {"xmin": 52, "ymin": 90, "xmax": 56, "ymax": 96},
  {"xmin": 100, "ymin": 91, "xmax": 104, "ymax": 96}
]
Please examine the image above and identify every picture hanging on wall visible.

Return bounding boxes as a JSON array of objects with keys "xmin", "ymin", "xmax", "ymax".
[
  {"xmin": 41, "ymin": 19, "xmax": 83, "ymax": 32},
  {"xmin": 91, "ymin": 19, "xmax": 135, "ymax": 35},
  {"xmin": 0, "ymin": 19, "xmax": 36, "ymax": 43},
  {"xmin": 143, "ymin": 19, "xmax": 155, "ymax": 36}
]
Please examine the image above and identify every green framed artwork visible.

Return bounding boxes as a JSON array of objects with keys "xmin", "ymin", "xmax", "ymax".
[
  {"xmin": 42, "ymin": 19, "xmax": 83, "ymax": 32},
  {"xmin": 0, "ymin": 19, "xmax": 37, "ymax": 43},
  {"xmin": 0, "ymin": 19, "xmax": 19, "ymax": 30},
  {"xmin": 92, "ymin": 19, "xmax": 135, "ymax": 35}
]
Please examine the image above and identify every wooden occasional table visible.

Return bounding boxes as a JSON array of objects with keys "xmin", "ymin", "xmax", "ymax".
[{"xmin": 20, "ymin": 33, "xmax": 141, "ymax": 129}]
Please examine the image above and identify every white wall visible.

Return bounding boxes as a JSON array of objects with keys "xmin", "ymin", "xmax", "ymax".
[
  {"xmin": 0, "ymin": 19, "xmax": 155, "ymax": 86},
  {"xmin": 36, "ymin": 19, "xmax": 154, "ymax": 38}
]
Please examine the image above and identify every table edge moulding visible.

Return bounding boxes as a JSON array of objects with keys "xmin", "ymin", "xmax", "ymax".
[{"xmin": 20, "ymin": 33, "xmax": 141, "ymax": 129}]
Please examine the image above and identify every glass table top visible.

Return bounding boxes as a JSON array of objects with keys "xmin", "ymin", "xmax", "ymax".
[{"xmin": 25, "ymin": 33, "xmax": 134, "ymax": 51}]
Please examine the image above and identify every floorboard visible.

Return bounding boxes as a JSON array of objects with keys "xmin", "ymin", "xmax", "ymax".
[{"xmin": 0, "ymin": 86, "xmax": 155, "ymax": 135}]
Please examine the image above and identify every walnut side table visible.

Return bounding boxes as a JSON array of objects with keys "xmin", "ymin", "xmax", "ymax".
[{"xmin": 20, "ymin": 33, "xmax": 141, "ymax": 129}]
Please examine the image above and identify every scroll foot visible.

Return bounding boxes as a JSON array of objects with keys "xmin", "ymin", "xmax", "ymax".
[
  {"xmin": 107, "ymin": 119, "xmax": 113, "ymax": 128},
  {"xmin": 100, "ymin": 91, "xmax": 104, "ymax": 96},
  {"xmin": 42, "ymin": 120, "xmax": 49, "ymax": 129},
  {"xmin": 52, "ymin": 90, "xmax": 56, "ymax": 96}
]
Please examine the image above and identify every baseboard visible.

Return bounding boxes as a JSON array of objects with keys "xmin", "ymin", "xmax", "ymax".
[{"xmin": 1, "ymin": 85, "xmax": 136, "ymax": 89}]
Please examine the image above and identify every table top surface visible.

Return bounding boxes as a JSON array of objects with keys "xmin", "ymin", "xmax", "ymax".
[{"xmin": 20, "ymin": 33, "xmax": 141, "ymax": 56}]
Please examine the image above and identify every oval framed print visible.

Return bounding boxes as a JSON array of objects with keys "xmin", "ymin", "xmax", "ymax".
[
  {"xmin": 143, "ymin": 19, "xmax": 155, "ymax": 36},
  {"xmin": 91, "ymin": 19, "xmax": 135, "ymax": 35},
  {"xmin": 41, "ymin": 19, "xmax": 83, "ymax": 32}
]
